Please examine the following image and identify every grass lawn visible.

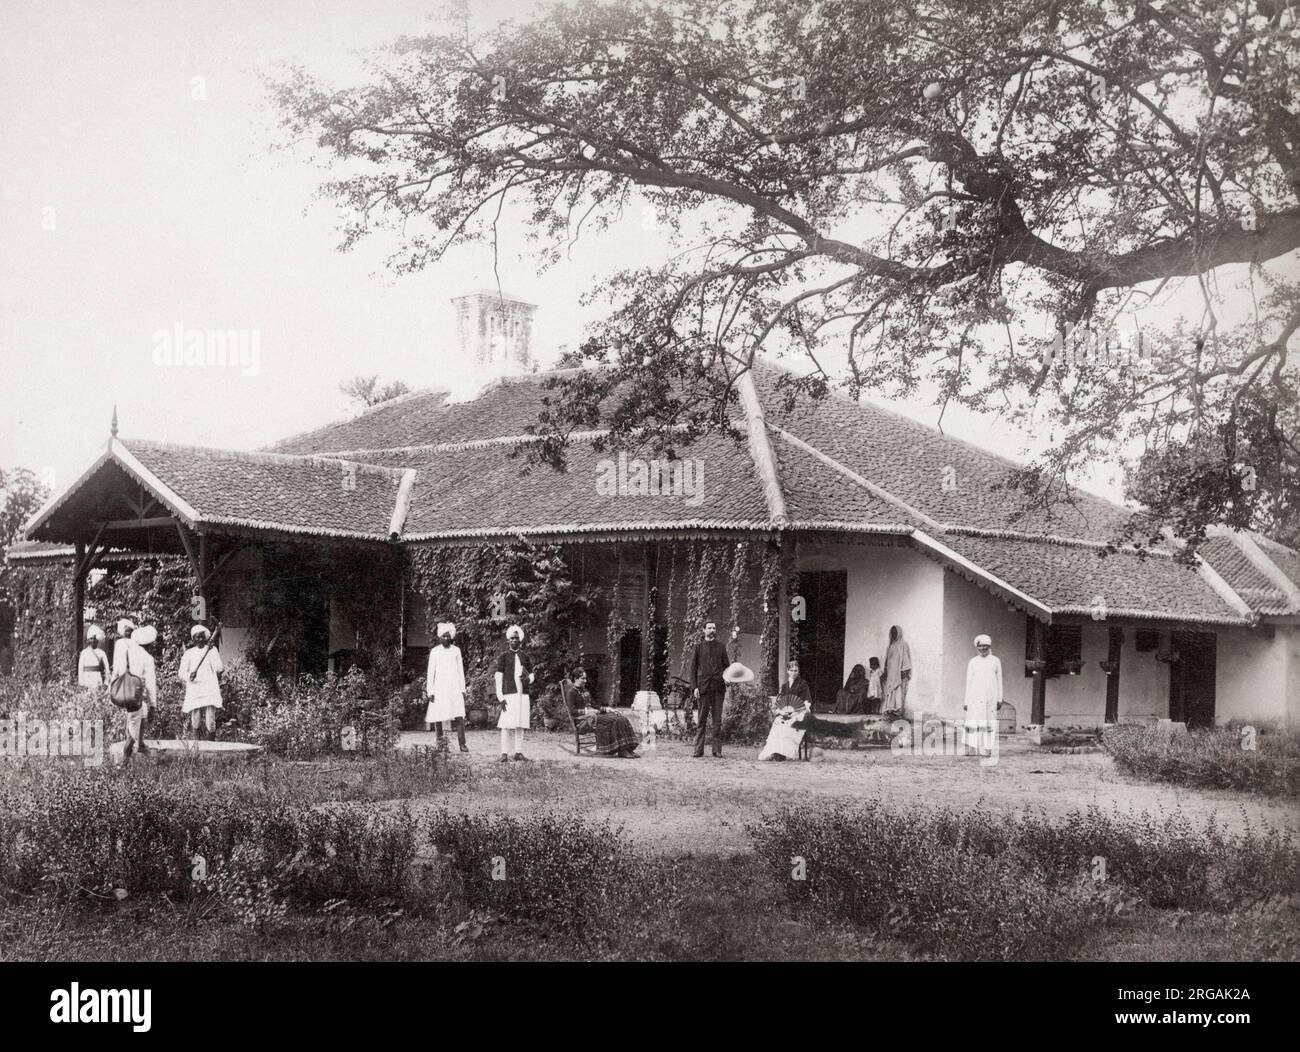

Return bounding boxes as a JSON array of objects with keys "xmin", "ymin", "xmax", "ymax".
[{"xmin": 2, "ymin": 728, "xmax": 1297, "ymax": 962}]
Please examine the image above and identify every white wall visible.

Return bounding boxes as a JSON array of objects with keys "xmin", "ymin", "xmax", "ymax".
[
  {"xmin": 797, "ymin": 541, "xmax": 946, "ymax": 711},
  {"xmin": 939, "ymin": 569, "xmax": 1170, "ymax": 728},
  {"xmin": 1216, "ymin": 623, "xmax": 1299, "ymax": 727}
]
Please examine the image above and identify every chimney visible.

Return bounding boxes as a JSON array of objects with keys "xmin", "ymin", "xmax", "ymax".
[{"xmin": 452, "ymin": 290, "xmax": 537, "ymax": 374}]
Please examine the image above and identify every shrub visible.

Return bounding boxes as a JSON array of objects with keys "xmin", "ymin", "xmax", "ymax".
[
  {"xmin": 748, "ymin": 803, "xmax": 1102, "ymax": 960},
  {"xmin": 1104, "ymin": 723, "xmax": 1300, "ymax": 798},
  {"xmin": 747, "ymin": 801, "xmax": 1300, "ymax": 959},
  {"xmin": 0, "ymin": 767, "xmax": 421, "ymax": 916},
  {"xmin": 721, "ymin": 684, "xmax": 772, "ymax": 742},
  {"xmin": 422, "ymin": 808, "xmax": 640, "ymax": 936},
  {"xmin": 248, "ymin": 668, "xmax": 402, "ymax": 758}
]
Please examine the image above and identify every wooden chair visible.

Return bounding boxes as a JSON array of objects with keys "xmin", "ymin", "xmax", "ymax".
[{"xmin": 559, "ymin": 679, "xmax": 598, "ymax": 756}]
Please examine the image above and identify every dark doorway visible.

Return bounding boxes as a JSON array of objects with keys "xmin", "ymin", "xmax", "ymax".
[
  {"xmin": 1169, "ymin": 631, "xmax": 1216, "ymax": 728},
  {"xmin": 795, "ymin": 571, "xmax": 848, "ymax": 712},
  {"xmin": 616, "ymin": 627, "xmax": 641, "ymax": 707}
]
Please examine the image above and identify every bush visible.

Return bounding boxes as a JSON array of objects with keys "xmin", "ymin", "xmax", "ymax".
[
  {"xmin": 248, "ymin": 668, "xmax": 402, "ymax": 758},
  {"xmin": 747, "ymin": 801, "xmax": 1300, "ymax": 960},
  {"xmin": 0, "ymin": 767, "xmax": 422, "ymax": 919},
  {"xmin": 722, "ymin": 684, "xmax": 772, "ymax": 742},
  {"xmin": 1104, "ymin": 723, "xmax": 1300, "ymax": 798},
  {"xmin": 422, "ymin": 808, "xmax": 640, "ymax": 936},
  {"xmin": 748, "ymin": 803, "xmax": 1102, "ymax": 960}
]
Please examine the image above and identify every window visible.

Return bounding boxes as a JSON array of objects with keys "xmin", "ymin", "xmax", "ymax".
[{"xmin": 1026, "ymin": 622, "xmax": 1084, "ymax": 677}]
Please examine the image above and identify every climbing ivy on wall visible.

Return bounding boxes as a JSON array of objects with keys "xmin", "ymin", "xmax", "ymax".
[
  {"xmin": 8, "ymin": 557, "xmax": 196, "ymax": 683},
  {"xmin": 408, "ymin": 540, "xmax": 595, "ymax": 689}
]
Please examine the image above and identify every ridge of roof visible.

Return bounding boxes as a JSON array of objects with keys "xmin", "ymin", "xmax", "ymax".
[
  {"xmin": 120, "ymin": 437, "xmax": 409, "ymax": 479},
  {"xmin": 748, "ymin": 356, "xmax": 1134, "ymax": 518}
]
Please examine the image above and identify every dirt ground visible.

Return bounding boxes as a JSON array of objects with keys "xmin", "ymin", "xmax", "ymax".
[{"xmin": 397, "ymin": 729, "xmax": 1300, "ymax": 855}]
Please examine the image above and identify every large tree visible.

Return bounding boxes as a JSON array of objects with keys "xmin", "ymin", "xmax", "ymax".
[{"xmin": 274, "ymin": 0, "xmax": 1300, "ymax": 549}]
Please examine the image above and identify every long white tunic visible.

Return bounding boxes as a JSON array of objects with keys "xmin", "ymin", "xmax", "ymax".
[
  {"xmin": 425, "ymin": 643, "xmax": 467, "ymax": 722},
  {"xmin": 112, "ymin": 639, "xmax": 157, "ymax": 706},
  {"xmin": 178, "ymin": 645, "xmax": 224, "ymax": 713},
  {"xmin": 963, "ymin": 654, "xmax": 1003, "ymax": 726},
  {"xmin": 78, "ymin": 646, "xmax": 109, "ymax": 689},
  {"xmin": 496, "ymin": 652, "xmax": 531, "ymax": 730}
]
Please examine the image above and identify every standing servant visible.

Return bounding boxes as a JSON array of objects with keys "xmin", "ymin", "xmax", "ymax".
[
  {"xmin": 495, "ymin": 624, "xmax": 534, "ymax": 762},
  {"xmin": 178, "ymin": 624, "xmax": 224, "ymax": 740},
  {"xmin": 963, "ymin": 634, "xmax": 1003, "ymax": 756},
  {"xmin": 77, "ymin": 625, "xmax": 110, "ymax": 690},
  {"xmin": 689, "ymin": 620, "xmax": 730, "ymax": 758},
  {"xmin": 426, "ymin": 622, "xmax": 468, "ymax": 752}
]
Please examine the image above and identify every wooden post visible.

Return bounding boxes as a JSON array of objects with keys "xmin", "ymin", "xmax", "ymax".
[
  {"xmin": 639, "ymin": 542, "xmax": 657, "ymax": 692},
  {"xmin": 1029, "ymin": 616, "xmax": 1048, "ymax": 725},
  {"xmin": 70, "ymin": 541, "xmax": 86, "ymax": 683},
  {"xmin": 1104, "ymin": 626, "xmax": 1122, "ymax": 725},
  {"xmin": 776, "ymin": 533, "xmax": 791, "ymax": 685}
]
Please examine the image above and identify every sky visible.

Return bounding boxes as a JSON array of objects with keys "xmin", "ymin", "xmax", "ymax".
[{"xmin": 1, "ymin": 0, "xmax": 1290, "ymax": 505}]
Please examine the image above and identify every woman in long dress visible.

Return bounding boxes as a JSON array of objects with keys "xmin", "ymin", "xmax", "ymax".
[
  {"xmin": 569, "ymin": 669, "xmax": 639, "ymax": 758},
  {"xmin": 882, "ymin": 625, "xmax": 912, "ymax": 711},
  {"xmin": 963, "ymin": 634, "xmax": 1003, "ymax": 755}
]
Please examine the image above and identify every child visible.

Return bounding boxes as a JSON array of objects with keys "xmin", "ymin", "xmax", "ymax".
[{"xmin": 866, "ymin": 656, "xmax": 883, "ymax": 714}]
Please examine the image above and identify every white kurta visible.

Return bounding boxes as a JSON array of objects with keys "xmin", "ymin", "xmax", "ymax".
[
  {"xmin": 425, "ymin": 643, "xmax": 467, "ymax": 723},
  {"xmin": 758, "ymin": 703, "xmax": 809, "ymax": 760},
  {"xmin": 964, "ymin": 654, "xmax": 1002, "ymax": 750},
  {"xmin": 496, "ymin": 652, "xmax": 530, "ymax": 730},
  {"xmin": 178, "ymin": 645, "xmax": 224, "ymax": 713},
  {"xmin": 78, "ymin": 646, "xmax": 109, "ymax": 689}
]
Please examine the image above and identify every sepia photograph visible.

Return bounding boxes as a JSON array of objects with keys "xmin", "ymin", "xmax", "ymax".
[{"xmin": 0, "ymin": 0, "xmax": 1297, "ymax": 1028}]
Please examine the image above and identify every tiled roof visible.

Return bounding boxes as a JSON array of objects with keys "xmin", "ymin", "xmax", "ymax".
[
  {"xmin": 1198, "ymin": 536, "xmax": 1292, "ymax": 616},
  {"xmin": 399, "ymin": 433, "xmax": 772, "ymax": 538},
  {"xmin": 936, "ymin": 533, "xmax": 1244, "ymax": 624},
  {"xmin": 749, "ymin": 362, "xmax": 1133, "ymax": 542},
  {"xmin": 123, "ymin": 440, "xmax": 404, "ymax": 540},
  {"xmin": 22, "ymin": 359, "xmax": 1282, "ymax": 627},
  {"xmin": 1251, "ymin": 533, "xmax": 1300, "ymax": 592}
]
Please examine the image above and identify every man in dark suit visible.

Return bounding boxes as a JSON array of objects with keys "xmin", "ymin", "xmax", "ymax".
[{"xmin": 690, "ymin": 620, "xmax": 731, "ymax": 758}]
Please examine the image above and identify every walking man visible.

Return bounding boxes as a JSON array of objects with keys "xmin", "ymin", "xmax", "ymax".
[
  {"xmin": 178, "ymin": 624, "xmax": 224, "ymax": 740},
  {"xmin": 495, "ymin": 624, "xmax": 534, "ymax": 762},
  {"xmin": 690, "ymin": 620, "xmax": 730, "ymax": 758},
  {"xmin": 115, "ymin": 624, "xmax": 157, "ymax": 761},
  {"xmin": 426, "ymin": 621, "xmax": 468, "ymax": 752}
]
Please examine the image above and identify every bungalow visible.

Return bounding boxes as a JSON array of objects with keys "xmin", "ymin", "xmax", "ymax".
[{"xmin": 8, "ymin": 296, "xmax": 1300, "ymax": 729}]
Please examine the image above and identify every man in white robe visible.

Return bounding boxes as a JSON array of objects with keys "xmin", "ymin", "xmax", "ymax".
[
  {"xmin": 178, "ymin": 624, "xmax": 224, "ymax": 739},
  {"xmin": 963, "ymin": 634, "xmax": 1003, "ymax": 756},
  {"xmin": 77, "ymin": 626, "xmax": 110, "ymax": 690},
  {"xmin": 115, "ymin": 624, "xmax": 157, "ymax": 762},
  {"xmin": 425, "ymin": 622, "xmax": 468, "ymax": 752}
]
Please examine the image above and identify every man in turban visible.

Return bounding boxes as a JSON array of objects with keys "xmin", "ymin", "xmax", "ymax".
[
  {"xmin": 77, "ymin": 625, "xmax": 110, "ymax": 690},
  {"xmin": 495, "ymin": 625, "xmax": 534, "ymax": 761},
  {"xmin": 963, "ymin": 634, "xmax": 1003, "ymax": 756},
  {"xmin": 426, "ymin": 622, "xmax": 468, "ymax": 752},
  {"xmin": 178, "ymin": 624, "xmax": 224, "ymax": 740},
  {"xmin": 114, "ymin": 624, "xmax": 157, "ymax": 761}
]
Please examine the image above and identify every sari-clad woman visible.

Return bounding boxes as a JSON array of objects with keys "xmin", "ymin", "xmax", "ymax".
[
  {"xmin": 568, "ymin": 669, "xmax": 639, "ymax": 758},
  {"xmin": 882, "ymin": 626, "xmax": 912, "ymax": 711},
  {"xmin": 834, "ymin": 664, "xmax": 868, "ymax": 714}
]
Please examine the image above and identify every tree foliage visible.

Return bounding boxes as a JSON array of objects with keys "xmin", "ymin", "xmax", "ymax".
[{"xmin": 275, "ymin": 0, "xmax": 1300, "ymax": 547}]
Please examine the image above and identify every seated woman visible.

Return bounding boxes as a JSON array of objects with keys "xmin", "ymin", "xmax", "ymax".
[
  {"xmin": 759, "ymin": 660, "xmax": 858, "ymax": 760},
  {"xmin": 567, "ymin": 668, "xmax": 639, "ymax": 758},
  {"xmin": 834, "ymin": 664, "xmax": 868, "ymax": 714}
]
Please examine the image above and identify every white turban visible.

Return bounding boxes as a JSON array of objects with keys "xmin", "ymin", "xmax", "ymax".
[
  {"xmin": 116, "ymin": 618, "xmax": 136, "ymax": 636},
  {"xmin": 191, "ymin": 624, "xmax": 210, "ymax": 640},
  {"xmin": 437, "ymin": 622, "xmax": 456, "ymax": 639},
  {"xmin": 974, "ymin": 634, "xmax": 992, "ymax": 647},
  {"xmin": 133, "ymin": 625, "xmax": 157, "ymax": 646},
  {"xmin": 85, "ymin": 624, "xmax": 105, "ymax": 641},
  {"xmin": 506, "ymin": 624, "xmax": 524, "ymax": 641}
]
